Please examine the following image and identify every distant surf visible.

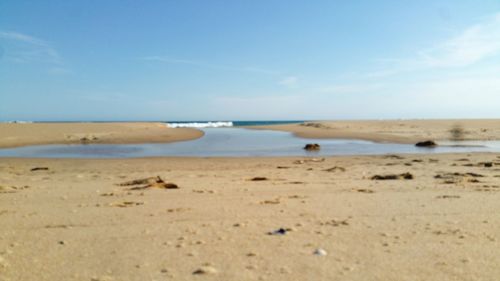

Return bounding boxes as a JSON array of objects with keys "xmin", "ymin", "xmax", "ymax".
[
  {"xmin": 165, "ymin": 120, "xmax": 304, "ymax": 128},
  {"xmin": 2, "ymin": 120, "xmax": 33, "ymax": 124},
  {"xmin": 166, "ymin": 121, "xmax": 233, "ymax": 128}
]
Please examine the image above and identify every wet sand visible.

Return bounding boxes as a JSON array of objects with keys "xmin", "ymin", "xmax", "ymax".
[
  {"xmin": 252, "ymin": 119, "xmax": 500, "ymax": 143},
  {"xmin": 1, "ymin": 153, "xmax": 500, "ymax": 280},
  {"xmin": 0, "ymin": 123, "xmax": 203, "ymax": 148}
]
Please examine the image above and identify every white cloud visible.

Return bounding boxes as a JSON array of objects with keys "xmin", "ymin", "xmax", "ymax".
[
  {"xmin": 0, "ymin": 30, "xmax": 63, "ymax": 65},
  {"xmin": 278, "ymin": 76, "xmax": 298, "ymax": 88},
  {"xmin": 417, "ymin": 14, "xmax": 500, "ymax": 67},
  {"xmin": 369, "ymin": 12, "xmax": 500, "ymax": 77}
]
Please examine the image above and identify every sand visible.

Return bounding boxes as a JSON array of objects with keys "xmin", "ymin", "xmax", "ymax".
[
  {"xmin": 1, "ymin": 120, "xmax": 498, "ymax": 149},
  {"xmin": 1, "ymin": 153, "xmax": 500, "ymax": 280},
  {"xmin": 251, "ymin": 119, "xmax": 500, "ymax": 143},
  {"xmin": 0, "ymin": 122, "xmax": 203, "ymax": 148},
  {"xmin": 1, "ymin": 120, "xmax": 500, "ymax": 280}
]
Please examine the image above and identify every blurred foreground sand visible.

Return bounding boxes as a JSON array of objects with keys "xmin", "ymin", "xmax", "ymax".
[{"xmin": 1, "ymin": 154, "xmax": 500, "ymax": 280}]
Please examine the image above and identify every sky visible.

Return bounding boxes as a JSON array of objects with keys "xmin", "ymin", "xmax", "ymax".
[{"xmin": 1, "ymin": 0, "xmax": 500, "ymax": 121}]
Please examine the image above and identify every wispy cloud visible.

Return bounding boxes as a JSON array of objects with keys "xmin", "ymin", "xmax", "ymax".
[
  {"xmin": 368, "ymin": 13, "xmax": 500, "ymax": 77},
  {"xmin": 140, "ymin": 56, "xmax": 280, "ymax": 75},
  {"xmin": 418, "ymin": 14, "xmax": 500, "ymax": 67},
  {"xmin": 0, "ymin": 31, "xmax": 63, "ymax": 65},
  {"xmin": 278, "ymin": 76, "xmax": 298, "ymax": 88}
]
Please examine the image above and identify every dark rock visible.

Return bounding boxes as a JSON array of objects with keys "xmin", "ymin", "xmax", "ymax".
[
  {"xmin": 415, "ymin": 140, "xmax": 437, "ymax": 147},
  {"xmin": 304, "ymin": 143, "xmax": 320, "ymax": 151}
]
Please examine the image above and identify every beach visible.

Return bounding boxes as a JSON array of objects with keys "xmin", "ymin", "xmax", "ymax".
[
  {"xmin": 2, "ymin": 120, "xmax": 500, "ymax": 150},
  {"xmin": 251, "ymin": 119, "xmax": 500, "ymax": 143},
  {"xmin": 0, "ymin": 123, "xmax": 203, "ymax": 148},
  {"xmin": 1, "ymin": 120, "xmax": 500, "ymax": 280},
  {"xmin": 1, "ymin": 154, "xmax": 500, "ymax": 280}
]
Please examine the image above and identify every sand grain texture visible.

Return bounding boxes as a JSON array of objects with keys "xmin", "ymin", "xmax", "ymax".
[{"xmin": 1, "ymin": 154, "xmax": 500, "ymax": 280}]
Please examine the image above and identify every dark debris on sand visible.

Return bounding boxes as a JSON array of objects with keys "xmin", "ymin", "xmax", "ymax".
[
  {"xmin": 371, "ymin": 172, "xmax": 414, "ymax": 180},
  {"xmin": 117, "ymin": 176, "xmax": 178, "ymax": 190}
]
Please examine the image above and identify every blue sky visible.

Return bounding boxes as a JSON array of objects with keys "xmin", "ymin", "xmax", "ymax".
[{"xmin": 1, "ymin": 0, "xmax": 500, "ymax": 121}]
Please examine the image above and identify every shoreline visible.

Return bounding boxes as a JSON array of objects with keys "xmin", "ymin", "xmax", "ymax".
[
  {"xmin": 247, "ymin": 119, "xmax": 500, "ymax": 144},
  {"xmin": 1, "ymin": 119, "xmax": 499, "ymax": 149},
  {"xmin": 0, "ymin": 122, "xmax": 204, "ymax": 148}
]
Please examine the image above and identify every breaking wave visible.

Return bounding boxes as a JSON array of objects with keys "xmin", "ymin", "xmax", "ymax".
[
  {"xmin": 166, "ymin": 121, "xmax": 233, "ymax": 128},
  {"xmin": 3, "ymin": 120, "xmax": 33, "ymax": 124}
]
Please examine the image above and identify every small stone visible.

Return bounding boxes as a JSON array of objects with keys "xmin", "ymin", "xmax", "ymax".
[
  {"xmin": 268, "ymin": 228, "xmax": 288, "ymax": 235},
  {"xmin": 58, "ymin": 240, "xmax": 66, "ymax": 245},
  {"xmin": 193, "ymin": 266, "xmax": 217, "ymax": 275},
  {"xmin": 313, "ymin": 248, "xmax": 328, "ymax": 256}
]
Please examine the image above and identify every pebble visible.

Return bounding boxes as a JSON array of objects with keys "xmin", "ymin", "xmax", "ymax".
[
  {"xmin": 193, "ymin": 266, "xmax": 217, "ymax": 275},
  {"xmin": 268, "ymin": 228, "xmax": 289, "ymax": 235},
  {"xmin": 313, "ymin": 248, "xmax": 328, "ymax": 256}
]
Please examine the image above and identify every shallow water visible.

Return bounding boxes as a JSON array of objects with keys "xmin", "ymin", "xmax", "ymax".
[{"xmin": 1, "ymin": 128, "xmax": 500, "ymax": 158}]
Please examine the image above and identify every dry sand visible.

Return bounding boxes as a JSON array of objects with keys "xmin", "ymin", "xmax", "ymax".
[
  {"xmin": 0, "ymin": 122, "xmax": 203, "ymax": 148},
  {"xmin": 1, "ymin": 120, "xmax": 500, "ymax": 280},
  {"xmin": 251, "ymin": 119, "xmax": 500, "ymax": 143},
  {"xmin": 1, "ymin": 153, "xmax": 500, "ymax": 280}
]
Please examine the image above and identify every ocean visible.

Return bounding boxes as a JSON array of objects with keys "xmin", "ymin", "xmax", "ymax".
[
  {"xmin": 3, "ymin": 120, "xmax": 306, "ymax": 128},
  {"xmin": 164, "ymin": 120, "xmax": 305, "ymax": 128}
]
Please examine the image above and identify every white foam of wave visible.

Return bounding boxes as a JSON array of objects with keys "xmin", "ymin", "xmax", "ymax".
[
  {"xmin": 166, "ymin": 121, "xmax": 233, "ymax": 128},
  {"xmin": 4, "ymin": 120, "xmax": 33, "ymax": 124}
]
